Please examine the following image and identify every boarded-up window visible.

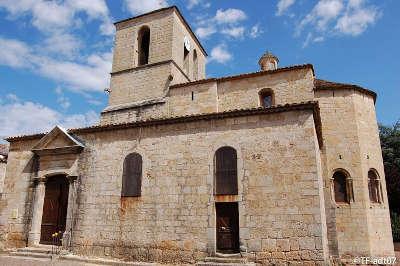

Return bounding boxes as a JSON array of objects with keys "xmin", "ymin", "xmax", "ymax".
[
  {"xmin": 121, "ymin": 153, "xmax": 142, "ymax": 197},
  {"xmin": 333, "ymin": 171, "xmax": 348, "ymax": 203},
  {"xmin": 214, "ymin": 147, "xmax": 238, "ymax": 195},
  {"xmin": 368, "ymin": 169, "xmax": 381, "ymax": 203}
]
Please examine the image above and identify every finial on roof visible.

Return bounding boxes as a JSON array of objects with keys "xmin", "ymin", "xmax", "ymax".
[{"xmin": 258, "ymin": 51, "xmax": 279, "ymax": 71}]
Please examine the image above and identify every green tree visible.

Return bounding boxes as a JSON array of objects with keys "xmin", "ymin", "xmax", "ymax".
[
  {"xmin": 379, "ymin": 121, "xmax": 400, "ymax": 213},
  {"xmin": 379, "ymin": 121, "xmax": 400, "ymax": 241}
]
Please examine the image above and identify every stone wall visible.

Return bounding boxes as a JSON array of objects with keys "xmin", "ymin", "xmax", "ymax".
[
  {"xmin": 315, "ymin": 88, "xmax": 394, "ymax": 259},
  {"xmin": 0, "ymin": 139, "xmax": 37, "ymax": 249},
  {"xmin": 0, "ymin": 109, "xmax": 328, "ymax": 264},
  {"xmin": 0, "ymin": 162, "xmax": 6, "ymax": 194},
  {"xmin": 112, "ymin": 10, "xmax": 174, "ymax": 73},
  {"xmin": 70, "ymin": 109, "xmax": 328, "ymax": 264},
  {"xmin": 171, "ymin": 11, "xmax": 206, "ymax": 81},
  {"xmin": 217, "ymin": 68, "xmax": 314, "ymax": 112}
]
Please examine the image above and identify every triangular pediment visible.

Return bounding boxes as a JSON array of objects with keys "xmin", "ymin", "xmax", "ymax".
[{"xmin": 32, "ymin": 126, "xmax": 84, "ymax": 155}]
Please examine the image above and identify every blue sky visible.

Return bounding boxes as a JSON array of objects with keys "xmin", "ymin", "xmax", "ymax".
[{"xmin": 0, "ymin": 0, "xmax": 399, "ymax": 140}]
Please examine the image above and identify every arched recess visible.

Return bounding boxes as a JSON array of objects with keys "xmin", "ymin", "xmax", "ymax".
[
  {"xmin": 368, "ymin": 169, "xmax": 382, "ymax": 203},
  {"xmin": 138, "ymin": 26, "xmax": 150, "ymax": 66},
  {"xmin": 331, "ymin": 169, "xmax": 354, "ymax": 204}
]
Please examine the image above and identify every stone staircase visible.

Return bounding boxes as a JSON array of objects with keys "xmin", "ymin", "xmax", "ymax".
[{"xmin": 197, "ymin": 253, "xmax": 255, "ymax": 266}]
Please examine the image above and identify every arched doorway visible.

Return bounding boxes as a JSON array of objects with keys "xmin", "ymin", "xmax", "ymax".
[{"xmin": 40, "ymin": 175, "xmax": 69, "ymax": 245}]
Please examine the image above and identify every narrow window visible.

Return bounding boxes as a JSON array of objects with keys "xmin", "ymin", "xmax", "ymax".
[
  {"xmin": 138, "ymin": 26, "xmax": 150, "ymax": 66},
  {"xmin": 259, "ymin": 89, "xmax": 274, "ymax": 108},
  {"xmin": 214, "ymin": 147, "xmax": 238, "ymax": 195},
  {"xmin": 333, "ymin": 171, "xmax": 349, "ymax": 203},
  {"xmin": 193, "ymin": 49, "xmax": 198, "ymax": 80},
  {"xmin": 121, "ymin": 153, "xmax": 142, "ymax": 197},
  {"xmin": 184, "ymin": 43, "xmax": 189, "ymax": 74},
  {"xmin": 368, "ymin": 169, "xmax": 382, "ymax": 203}
]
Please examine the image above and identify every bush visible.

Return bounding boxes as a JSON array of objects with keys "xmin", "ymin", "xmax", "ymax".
[{"xmin": 391, "ymin": 212, "xmax": 400, "ymax": 242}]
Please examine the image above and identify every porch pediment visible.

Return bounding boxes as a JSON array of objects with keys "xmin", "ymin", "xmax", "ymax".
[{"xmin": 31, "ymin": 126, "xmax": 84, "ymax": 156}]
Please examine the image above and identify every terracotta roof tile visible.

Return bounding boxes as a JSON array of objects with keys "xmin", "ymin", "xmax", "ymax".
[
  {"xmin": 314, "ymin": 79, "xmax": 377, "ymax": 101},
  {"xmin": 170, "ymin": 64, "xmax": 315, "ymax": 89},
  {"xmin": 5, "ymin": 101, "xmax": 321, "ymax": 145}
]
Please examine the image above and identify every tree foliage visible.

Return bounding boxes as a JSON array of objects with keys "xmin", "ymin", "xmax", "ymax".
[{"xmin": 379, "ymin": 121, "xmax": 400, "ymax": 214}]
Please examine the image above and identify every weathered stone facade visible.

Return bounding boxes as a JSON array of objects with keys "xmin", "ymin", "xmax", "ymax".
[
  {"xmin": 0, "ymin": 144, "xmax": 7, "ymax": 195},
  {"xmin": 0, "ymin": 6, "xmax": 394, "ymax": 265}
]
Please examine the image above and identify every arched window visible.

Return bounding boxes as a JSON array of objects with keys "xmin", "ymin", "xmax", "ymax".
[
  {"xmin": 214, "ymin": 146, "xmax": 238, "ymax": 195},
  {"xmin": 138, "ymin": 26, "xmax": 150, "ymax": 66},
  {"xmin": 193, "ymin": 49, "xmax": 198, "ymax": 80},
  {"xmin": 368, "ymin": 169, "xmax": 382, "ymax": 203},
  {"xmin": 121, "ymin": 153, "xmax": 142, "ymax": 197},
  {"xmin": 259, "ymin": 89, "xmax": 274, "ymax": 108},
  {"xmin": 332, "ymin": 170, "xmax": 353, "ymax": 203}
]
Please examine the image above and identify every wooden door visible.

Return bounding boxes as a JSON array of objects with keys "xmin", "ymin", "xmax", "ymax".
[
  {"xmin": 216, "ymin": 202, "xmax": 239, "ymax": 253},
  {"xmin": 40, "ymin": 176, "xmax": 69, "ymax": 245}
]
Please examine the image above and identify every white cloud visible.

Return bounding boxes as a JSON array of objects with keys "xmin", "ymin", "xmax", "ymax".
[
  {"xmin": 187, "ymin": 0, "xmax": 210, "ymax": 10},
  {"xmin": 0, "ymin": 37, "xmax": 112, "ymax": 93},
  {"xmin": 124, "ymin": 0, "xmax": 169, "ymax": 15},
  {"xmin": 296, "ymin": 0, "xmax": 381, "ymax": 46},
  {"xmin": 221, "ymin": 27, "xmax": 245, "ymax": 39},
  {"xmin": 335, "ymin": 1, "xmax": 380, "ymax": 36},
  {"xmin": 249, "ymin": 24, "xmax": 263, "ymax": 38},
  {"xmin": 276, "ymin": 0, "xmax": 296, "ymax": 16},
  {"xmin": 208, "ymin": 44, "xmax": 232, "ymax": 64},
  {"xmin": 0, "ymin": 37, "xmax": 31, "ymax": 67},
  {"xmin": 195, "ymin": 8, "xmax": 248, "ymax": 40},
  {"xmin": 0, "ymin": 98, "xmax": 99, "ymax": 139},
  {"xmin": 43, "ymin": 33, "xmax": 82, "ymax": 58},
  {"xmin": 297, "ymin": 0, "xmax": 344, "ymax": 35},
  {"xmin": 214, "ymin": 8, "xmax": 247, "ymax": 24},
  {"xmin": 0, "ymin": 0, "xmax": 114, "ymax": 36},
  {"xmin": 195, "ymin": 26, "xmax": 217, "ymax": 39},
  {"xmin": 55, "ymin": 87, "xmax": 71, "ymax": 110}
]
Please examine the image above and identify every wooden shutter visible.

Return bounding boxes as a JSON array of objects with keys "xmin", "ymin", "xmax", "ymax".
[
  {"xmin": 215, "ymin": 147, "xmax": 238, "ymax": 195},
  {"xmin": 122, "ymin": 153, "xmax": 142, "ymax": 197},
  {"xmin": 333, "ymin": 172, "xmax": 348, "ymax": 203}
]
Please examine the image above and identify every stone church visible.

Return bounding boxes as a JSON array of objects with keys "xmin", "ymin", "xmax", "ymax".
[{"xmin": 0, "ymin": 6, "xmax": 395, "ymax": 265}]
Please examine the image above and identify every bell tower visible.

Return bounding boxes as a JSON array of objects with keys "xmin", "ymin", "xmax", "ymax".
[{"xmin": 102, "ymin": 6, "xmax": 207, "ymax": 117}]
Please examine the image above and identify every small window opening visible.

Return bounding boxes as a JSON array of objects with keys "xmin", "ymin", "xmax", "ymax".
[
  {"xmin": 191, "ymin": 91, "xmax": 194, "ymax": 101},
  {"xmin": 138, "ymin": 26, "xmax": 150, "ymax": 66},
  {"xmin": 259, "ymin": 89, "xmax": 274, "ymax": 108},
  {"xmin": 193, "ymin": 49, "xmax": 198, "ymax": 80},
  {"xmin": 184, "ymin": 45, "xmax": 189, "ymax": 74}
]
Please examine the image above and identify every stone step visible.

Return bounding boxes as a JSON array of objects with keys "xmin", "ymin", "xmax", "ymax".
[
  {"xmin": 197, "ymin": 256, "xmax": 255, "ymax": 266},
  {"xmin": 16, "ymin": 246, "xmax": 53, "ymax": 254},
  {"xmin": 204, "ymin": 256, "xmax": 248, "ymax": 263},
  {"xmin": 9, "ymin": 251, "xmax": 53, "ymax": 259}
]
